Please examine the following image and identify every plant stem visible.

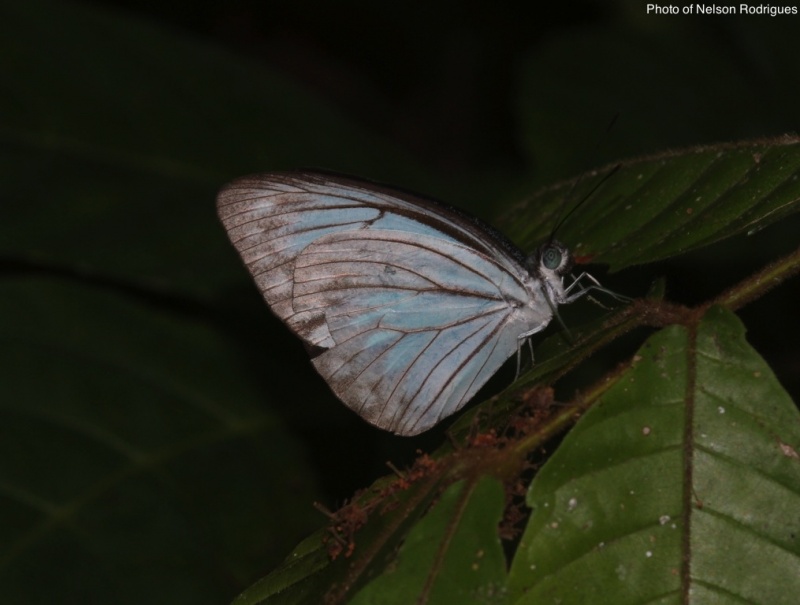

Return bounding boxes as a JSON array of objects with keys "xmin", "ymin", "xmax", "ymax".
[{"xmin": 712, "ymin": 244, "xmax": 800, "ymax": 311}]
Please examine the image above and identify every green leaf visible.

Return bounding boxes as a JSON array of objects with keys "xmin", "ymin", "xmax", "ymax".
[
  {"xmin": 230, "ymin": 531, "xmax": 332, "ymax": 605},
  {"xmin": 499, "ymin": 138, "xmax": 800, "ymax": 271},
  {"xmin": 233, "ymin": 466, "xmax": 452, "ymax": 605},
  {"xmin": 235, "ymin": 472, "xmax": 513, "ymax": 605},
  {"xmin": 349, "ymin": 477, "xmax": 508, "ymax": 605},
  {"xmin": 0, "ymin": 278, "xmax": 320, "ymax": 605},
  {"xmin": 508, "ymin": 306, "xmax": 800, "ymax": 604}
]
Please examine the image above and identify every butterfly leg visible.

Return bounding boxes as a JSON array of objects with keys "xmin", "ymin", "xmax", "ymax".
[
  {"xmin": 514, "ymin": 320, "xmax": 549, "ymax": 380},
  {"xmin": 563, "ymin": 271, "xmax": 631, "ymax": 304}
]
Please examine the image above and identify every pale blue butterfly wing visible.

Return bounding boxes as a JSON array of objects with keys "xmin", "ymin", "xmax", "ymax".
[{"xmin": 217, "ymin": 172, "xmax": 570, "ymax": 436}]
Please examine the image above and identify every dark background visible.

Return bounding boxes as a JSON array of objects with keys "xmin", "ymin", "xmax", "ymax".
[{"xmin": 2, "ymin": 1, "xmax": 799, "ymax": 603}]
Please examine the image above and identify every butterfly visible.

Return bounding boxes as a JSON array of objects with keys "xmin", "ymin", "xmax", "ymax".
[{"xmin": 217, "ymin": 171, "xmax": 615, "ymax": 436}]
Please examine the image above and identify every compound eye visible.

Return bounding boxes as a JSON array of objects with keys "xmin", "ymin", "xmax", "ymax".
[{"xmin": 542, "ymin": 246, "xmax": 562, "ymax": 271}]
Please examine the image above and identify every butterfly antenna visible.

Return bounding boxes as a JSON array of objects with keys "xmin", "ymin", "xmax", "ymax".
[
  {"xmin": 548, "ymin": 114, "xmax": 621, "ymax": 242},
  {"xmin": 549, "ymin": 162, "xmax": 622, "ymax": 242}
]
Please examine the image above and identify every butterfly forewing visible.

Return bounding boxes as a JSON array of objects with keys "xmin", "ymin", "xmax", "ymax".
[{"xmin": 217, "ymin": 172, "xmax": 553, "ymax": 435}]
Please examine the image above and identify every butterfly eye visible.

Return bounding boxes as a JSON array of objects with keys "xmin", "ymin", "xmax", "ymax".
[{"xmin": 542, "ymin": 246, "xmax": 562, "ymax": 271}]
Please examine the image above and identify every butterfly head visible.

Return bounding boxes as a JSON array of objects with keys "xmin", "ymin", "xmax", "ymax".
[{"xmin": 526, "ymin": 240, "xmax": 574, "ymax": 304}]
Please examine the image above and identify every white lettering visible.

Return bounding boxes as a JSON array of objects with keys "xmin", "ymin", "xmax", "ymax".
[
  {"xmin": 647, "ymin": 4, "xmax": 680, "ymax": 14},
  {"xmin": 696, "ymin": 4, "xmax": 737, "ymax": 15},
  {"xmin": 651, "ymin": 2, "xmax": 798, "ymax": 17},
  {"xmin": 739, "ymin": 4, "xmax": 798, "ymax": 16}
]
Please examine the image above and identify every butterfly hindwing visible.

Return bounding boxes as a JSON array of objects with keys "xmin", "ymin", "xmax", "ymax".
[{"xmin": 291, "ymin": 229, "xmax": 532, "ymax": 434}]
